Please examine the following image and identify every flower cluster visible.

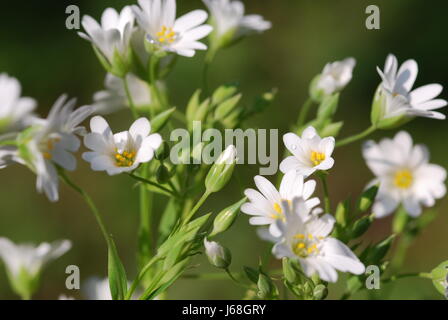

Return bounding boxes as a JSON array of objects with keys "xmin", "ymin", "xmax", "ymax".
[{"xmin": 1, "ymin": 0, "xmax": 447, "ymax": 301}]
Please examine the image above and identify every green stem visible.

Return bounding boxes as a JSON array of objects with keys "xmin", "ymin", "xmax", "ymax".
[
  {"xmin": 123, "ymin": 77, "xmax": 139, "ymax": 120},
  {"xmin": 183, "ymin": 191, "xmax": 211, "ymax": 225},
  {"xmin": 128, "ymin": 173, "xmax": 177, "ymax": 197},
  {"xmin": 390, "ymin": 233, "xmax": 413, "ymax": 272},
  {"xmin": 126, "ymin": 256, "xmax": 161, "ymax": 300},
  {"xmin": 138, "ymin": 163, "xmax": 153, "ymax": 270},
  {"xmin": 149, "ymin": 56, "xmax": 165, "ymax": 111},
  {"xmin": 296, "ymin": 97, "xmax": 313, "ymax": 129},
  {"xmin": 0, "ymin": 140, "xmax": 17, "ymax": 146},
  {"xmin": 382, "ymin": 272, "xmax": 432, "ymax": 284},
  {"xmin": 336, "ymin": 125, "xmax": 376, "ymax": 148},
  {"xmin": 319, "ymin": 173, "xmax": 331, "ymax": 213}
]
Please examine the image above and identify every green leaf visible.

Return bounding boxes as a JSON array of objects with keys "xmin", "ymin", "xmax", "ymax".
[
  {"xmin": 430, "ymin": 261, "xmax": 448, "ymax": 296},
  {"xmin": 212, "ymin": 83, "xmax": 239, "ymax": 107},
  {"xmin": 151, "ymin": 107, "xmax": 176, "ymax": 132},
  {"xmin": 186, "ymin": 89, "xmax": 201, "ymax": 123},
  {"xmin": 214, "ymin": 93, "xmax": 242, "ymax": 121},
  {"xmin": 243, "ymin": 266, "xmax": 259, "ymax": 284},
  {"xmin": 108, "ymin": 239, "xmax": 128, "ymax": 300}
]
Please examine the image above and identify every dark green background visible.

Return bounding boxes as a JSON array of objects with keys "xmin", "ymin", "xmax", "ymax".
[{"xmin": 0, "ymin": 0, "xmax": 446, "ymax": 299}]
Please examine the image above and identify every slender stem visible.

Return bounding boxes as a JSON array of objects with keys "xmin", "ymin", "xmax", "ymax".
[
  {"xmin": 183, "ymin": 191, "xmax": 211, "ymax": 225},
  {"xmin": 149, "ymin": 55, "xmax": 165, "ymax": 111},
  {"xmin": 336, "ymin": 125, "xmax": 376, "ymax": 148},
  {"xmin": 59, "ymin": 171, "xmax": 110, "ymax": 245},
  {"xmin": 123, "ymin": 77, "xmax": 139, "ymax": 120},
  {"xmin": 390, "ymin": 233, "xmax": 413, "ymax": 272},
  {"xmin": 382, "ymin": 272, "xmax": 432, "ymax": 284},
  {"xmin": 202, "ymin": 61, "xmax": 210, "ymax": 97},
  {"xmin": 126, "ymin": 256, "xmax": 161, "ymax": 300},
  {"xmin": 138, "ymin": 163, "xmax": 153, "ymax": 269},
  {"xmin": 128, "ymin": 173, "xmax": 177, "ymax": 197},
  {"xmin": 296, "ymin": 97, "xmax": 313, "ymax": 129},
  {"xmin": 0, "ymin": 140, "xmax": 17, "ymax": 146},
  {"xmin": 319, "ymin": 173, "xmax": 331, "ymax": 213}
]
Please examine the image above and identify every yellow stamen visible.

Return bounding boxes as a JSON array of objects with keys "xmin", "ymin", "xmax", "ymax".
[
  {"xmin": 156, "ymin": 25, "xmax": 176, "ymax": 43},
  {"xmin": 114, "ymin": 149, "xmax": 136, "ymax": 167},
  {"xmin": 310, "ymin": 151, "xmax": 326, "ymax": 166},
  {"xmin": 394, "ymin": 169, "xmax": 413, "ymax": 189}
]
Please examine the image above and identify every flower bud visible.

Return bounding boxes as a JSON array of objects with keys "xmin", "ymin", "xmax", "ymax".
[
  {"xmin": 282, "ymin": 258, "xmax": 300, "ymax": 285},
  {"xmin": 209, "ymin": 198, "xmax": 246, "ymax": 237},
  {"xmin": 357, "ymin": 184, "xmax": 379, "ymax": 213},
  {"xmin": 155, "ymin": 141, "xmax": 170, "ymax": 161},
  {"xmin": 151, "ymin": 107, "xmax": 176, "ymax": 133},
  {"xmin": 214, "ymin": 94, "xmax": 242, "ymax": 121},
  {"xmin": 205, "ymin": 145, "xmax": 237, "ymax": 193},
  {"xmin": 313, "ymin": 284, "xmax": 328, "ymax": 300},
  {"xmin": 203, "ymin": 238, "xmax": 231, "ymax": 269},
  {"xmin": 368, "ymin": 235, "xmax": 395, "ymax": 264},
  {"xmin": 350, "ymin": 214, "xmax": 374, "ymax": 239},
  {"xmin": 430, "ymin": 261, "xmax": 448, "ymax": 296},
  {"xmin": 156, "ymin": 164, "xmax": 171, "ymax": 184},
  {"xmin": 257, "ymin": 272, "xmax": 277, "ymax": 299},
  {"xmin": 212, "ymin": 84, "xmax": 239, "ymax": 107}
]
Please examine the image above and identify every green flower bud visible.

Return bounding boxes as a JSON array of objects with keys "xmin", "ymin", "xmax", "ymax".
[
  {"xmin": 430, "ymin": 261, "xmax": 448, "ymax": 296},
  {"xmin": 368, "ymin": 235, "xmax": 396, "ymax": 264},
  {"xmin": 188, "ymin": 99, "xmax": 210, "ymax": 131},
  {"xmin": 209, "ymin": 198, "xmax": 246, "ymax": 237},
  {"xmin": 282, "ymin": 258, "xmax": 300, "ymax": 285},
  {"xmin": 212, "ymin": 84, "xmax": 239, "ymax": 107},
  {"xmin": 151, "ymin": 107, "xmax": 176, "ymax": 133},
  {"xmin": 7, "ymin": 268, "xmax": 40, "ymax": 300},
  {"xmin": 155, "ymin": 141, "xmax": 170, "ymax": 161},
  {"xmin": 205, "ymin": 145, "xmax": 237, "ymax": 193},
  {"xmin": 317, "ymin": 93, "xmax": 339, "ymax": 120},
  {"xmin": 203, "ymin": 238, "xmax": 231, "ymax": 269},
  {"xmin": 350, "ymin": 214, "xmax": 374, "ymax": 239},
  {"xmin": 320, "ymin": 121, "xmax": 344, "ymax": 138},
  {"xmin": 186, "ymin": 89, "xmax": 202, "ymax": 124},
  {"xmin": 335, "ymin": 200, "xmax": 349, "ymax": 227},
  {"xmin": 257, "ymin": 272, "xmax": 278, "ymax": 299},
  {"xmin": 214, "ymin": 93, "xmax": 242, "ymax": 121},
  {"xmin": 156, "ymin": 164, "xmax": 171, "ymax": 184},
  {"xmin": 309, "ymin": 75, "xmax": 325, "ymax": 103},
  {"xmin": 313, "ymin": 284, "xmax": 328, "ymax": 300},
  {"xmin": 357, "ymin": 184, "xmax": 379, "ymax": 213}
]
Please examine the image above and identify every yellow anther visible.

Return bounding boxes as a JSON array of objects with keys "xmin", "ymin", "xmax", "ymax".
[
  {"xmin": 43, "ymin": 152, "xmax": 52, "ymax": 160},
  {"xmin": 294, "ymin": 234, "xmax": 305, "ymax": 240},
  {"xmin": 394, "ymin": 169, "xmax": 413, "ymax": 189},
  {"xmin": 297, "ymin": 242, "xmax": 305, "ymax": 249},
  {"xmin": 156, "ymin": 25, "xmax": 176, "ymax": 43},
  {"xmin": 310, "ymin": 151, "xmax": 326, "ymax": 166},
  {"xmin": 114, "ymin": 149, "xmax": 136, "ymax": 167},
  {"xmin": 273, "ymin": 202, "xmax": 282, "ymax": 214}
]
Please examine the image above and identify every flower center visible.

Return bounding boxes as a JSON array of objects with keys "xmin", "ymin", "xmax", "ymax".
[
  {"xmin": 156, "ymin": 26, "xmax": 176, "ymax": 44},
  {"xmin": 292, "ymin": 233, "xmax": 322, "ymax": 258},
  {"xmin": 115, "ymin": 150, "xmax": 136, "ymax": 167},
  {"xmin": 271, "ymin": 200, "xmax": 290, "ymax": 220},
  {"xmin": 310, "ymin": 151, "xmax": 325, "ymax": 166},
  {"xmin": 394, "ymin": 169, "xmax": 413, "ymax": 189},
  {"xmin": 42, "ymin": 137, "xmax": 61, "ymax": 160}
]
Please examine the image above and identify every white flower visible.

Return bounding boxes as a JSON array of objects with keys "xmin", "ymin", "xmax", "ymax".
[
  {"xmin": 132, "ymin": 0, "xmax": 213, "ymax": 57},
  {"xmin": 216, "ymin": 144, "xmax": 237, "ymax": 164},
  {"xmin": 17, "ymin": 96, "xmax": 92, "ymax": 202},
  {"xmin": 316, "ymin": 58, "xmax": 356, "ymax": 95},
  {"xmin": 78, "ymin": 6, "xmax": 134, "ymax": 67},
  {"xmin": 241, "ymin": 171, "xmax": 320, "ymax": 237},
  {"xmin": 203, "ymin": 238, "xmax": 231, "ymax": 269},
  {"xmin": 203, "ymin": 0, "xmax": 271, "ymax": 40},
  {"xmin": 0, "ymin": 238, "xmax": 71, "ymax": 298},
  {"xmin": 0, "ymin": 73, "xmax": 36, "ymax": 132},
  {"xmin": 280, "ymin": 126, "xmax": 335, "ymax": 177},
  {"xmin": 83, "ymin": 116, "xmax": 162, "ymax": 175},
  {"xmin": 270, "ymin": 198, "xmax": 365, "ymax": 283},
  {"xmin": 91, "ymin": 73, "xmax": 152, "ymax": 115},
  {"xmin": 363, "ymin": 131, "xmax": 446, "ymax": 218},
  {"xmin": 376, "ymin": 54, "xmax": 447, "ymax": 120}
]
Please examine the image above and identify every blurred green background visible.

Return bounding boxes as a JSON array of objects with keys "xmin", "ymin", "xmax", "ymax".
[{"xmin": 0, "ymin": 0, "xmax": 447, "ymax": 299}]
